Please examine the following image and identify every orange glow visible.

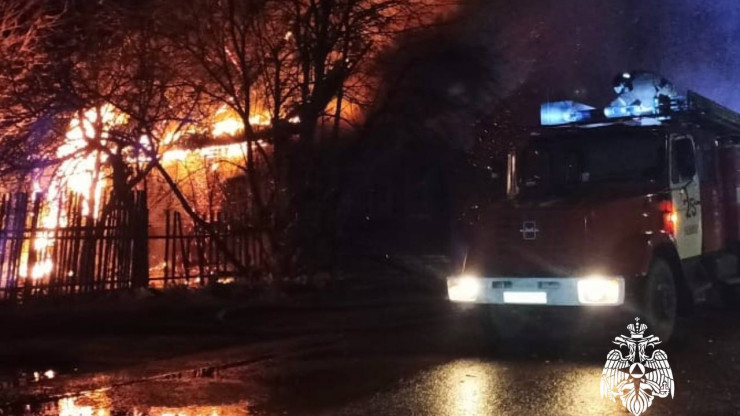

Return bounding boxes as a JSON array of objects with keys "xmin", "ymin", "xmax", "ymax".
[
  {"xmin": 52, "ymin": 104, "xmax": 126, "ymax": 218},
  {"xmin": 325, "ymin": 96, "xmax": 362, "ymax": 125},
  {"xmin": 212, "ymin": 116, "xmax": 244, "ymax": 137},
  {"xmin": 210, "ymin": 105, "xmax": 273, "ymax": 138},
  {"xmin": 56, "ymin": 393, "xmax": 246, "ymax": 416},
  {"xmin": 28, "ymin": 102, "xmax": 276, "ymax": 282},
  {"xmin": 660, "ymin": 201, "xmax": 678, "ymax": 236},
  {"xmin": 665, "ymin": 211, "xmax": 678, "ymax": 236},
  {"xmin": 149, "ymin": 405, "xmax": 246, "ymax": 416},
  {"xmin": 161, "ymin": 141, "xmax": 265, "ymax": 164},
  {"xmin": 58, "ymin": 391, "xmax": 112, "ymax": 416},
  {"xmin": 24, "ymin": 105, "xmax": 127, "ymax": 281}
]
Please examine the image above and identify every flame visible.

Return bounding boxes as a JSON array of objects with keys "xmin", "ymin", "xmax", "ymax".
[
  {"xmin": 26, "ymin": 102, "xmax": 276, "ymax": 282},
  {"xmin": 23, "ymin": 105, "xmax": 127, "ymax": 281},
  {"xmin": 212, "ymin": 117, "xmax": 244, "ymax": 137},
  {"xmin": 51, "ymin": 104, "xmax": 127, "ymax": 218},
  {"xmin": 210, "ymin": 105, "xmax": 278, "ymax": 138},
  {"xmin": 161, "ymin": 141, "xmax": 259, "ymax": 164},
  {"xmin": 211, "ymin": 105, "xmax": 241, "ymax": 137},
  {"xmin": 163, "ymin": 105, "xmax": 273, "ymax": 163}
]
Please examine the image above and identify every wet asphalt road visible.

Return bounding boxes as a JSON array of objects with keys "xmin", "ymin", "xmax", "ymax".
[{"xmin": 6, "ymin": 300, "xmax": 740, "ymax": 416}]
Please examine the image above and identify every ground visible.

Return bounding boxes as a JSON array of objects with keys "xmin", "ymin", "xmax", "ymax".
[{"xmin": 1, "ymin": 277, "xmax": 739, "ymax": 416}]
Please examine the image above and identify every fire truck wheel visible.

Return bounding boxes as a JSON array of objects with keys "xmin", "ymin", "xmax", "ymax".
[{"xmin": 644, "ymin": 258, "xmax": 678, "ymax": 341}]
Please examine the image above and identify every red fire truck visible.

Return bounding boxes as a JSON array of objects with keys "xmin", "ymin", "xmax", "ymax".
[{"xmin": 447, "ymin": 72, "xmax": 740, "ymax": 340}]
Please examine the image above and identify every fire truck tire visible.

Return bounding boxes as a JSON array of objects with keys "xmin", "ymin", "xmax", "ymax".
[{"xmin": 643, "ymin": 258, "xmax": 678, "ymax": 341}]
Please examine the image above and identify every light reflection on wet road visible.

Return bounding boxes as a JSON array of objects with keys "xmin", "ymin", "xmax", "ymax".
[
  {"xmin": 309, "ymin": 359, "xmax": 621, "ymax": 416},
  {"xmin": 9, "ymin": 304, "xmax": 740, "ymax": 416},
  {"xmin": 38, "ymin": 389, "xmax": 250, "ymax": 416},
  {"xmin": 26, "ymin": 359, "xmax": 621, "ymax": 416}
]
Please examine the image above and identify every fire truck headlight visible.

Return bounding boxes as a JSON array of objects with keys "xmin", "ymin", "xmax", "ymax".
[
  {"xmin": 447, "ymin": 275, "xmax": 482, "ymax": 302},
  {"xmin": 577, "ymin": 276, "xmax": 624, "ymax": 305}
]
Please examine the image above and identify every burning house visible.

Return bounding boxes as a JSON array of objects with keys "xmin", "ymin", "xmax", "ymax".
[
  {"xmin": 0, "ymin": 102, "xmax": 284, "ymax": 300},
  {"xmin": 0, "ymin": 0, "xmax": 452, "ymax": 302}
]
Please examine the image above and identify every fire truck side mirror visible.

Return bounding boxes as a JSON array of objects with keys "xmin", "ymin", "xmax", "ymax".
[{"xmin": 506, "ymin": 149, "xmax": 518, "ymax": 199}]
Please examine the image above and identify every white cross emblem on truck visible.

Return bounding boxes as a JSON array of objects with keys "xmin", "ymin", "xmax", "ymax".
[{"xmin": 520, "ymin": 221, "xmax": 539, "ymax": 240}]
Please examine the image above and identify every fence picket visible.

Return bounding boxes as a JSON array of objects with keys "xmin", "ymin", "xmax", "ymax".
[{"xmin": 0, "ymin": 189, "xmax": 265, "ymax": 303}]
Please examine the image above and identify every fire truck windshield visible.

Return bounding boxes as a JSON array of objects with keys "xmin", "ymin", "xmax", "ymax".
[{"xmin": 518, "ymin": 129, "xmax": 666, "ymax": 198}]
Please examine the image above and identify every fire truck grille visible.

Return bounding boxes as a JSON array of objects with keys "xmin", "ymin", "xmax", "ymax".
[{"xmin": 481, "ymin": 213, "xmax": 585, "ymax": 277}]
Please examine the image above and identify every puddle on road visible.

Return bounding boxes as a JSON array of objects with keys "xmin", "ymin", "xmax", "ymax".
[
  {"xmin": 2, "ymin": 357, "xmax": 614, "ymax": 416},
  {"xmin": 1, "ymin": 351, "xmax": 275, "ymax": 415},
  {"xmin": 3, "ymin": 363, "xmax": 256, "ymax": 415},
  {"xmin": 8, "ymin": 389, "xmax": 251, "ymax": 415}
]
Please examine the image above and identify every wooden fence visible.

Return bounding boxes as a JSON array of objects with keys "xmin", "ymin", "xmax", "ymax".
[
  {"xmin": 149, "ymin": 210, "xmax": 268, "ymax": 287},
  {"xmin": 0, "ymin": 192, "xmax": 148, "ymax": 303},
  {"xmin": 0, "ymin": 190, "xmax": 270, "ymax": 302}
]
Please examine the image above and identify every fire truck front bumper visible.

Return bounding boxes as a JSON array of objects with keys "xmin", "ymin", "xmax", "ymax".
[{"xmin": 446, "ymin": 275, "xmax": 625, "ymax": 306}]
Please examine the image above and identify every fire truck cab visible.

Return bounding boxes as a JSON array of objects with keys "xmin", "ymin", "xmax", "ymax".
[{"xmin": 448, "ymin": 72, "xmax": 740, "ymax": 340}]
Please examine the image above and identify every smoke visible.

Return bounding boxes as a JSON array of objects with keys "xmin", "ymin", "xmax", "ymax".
[
  {"xmin": 466, "ymin": 1, "xmax": 633, "ymax": 112},
  {"xmin": 369, "ymin": 0, "xmax": 740, "ymax": 147},
  {"xmin": 457, "ymin": 0, "xmax": 740, "ymax": 120},
  {"xmin": 651, "ymin": 0, "xmax": 740, "ymax": 111}
]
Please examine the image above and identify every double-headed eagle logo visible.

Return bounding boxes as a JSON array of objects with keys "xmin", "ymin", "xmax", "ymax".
[{"xmin": 601, "ymin": 317, "xmax": 675, "ymax": 416}]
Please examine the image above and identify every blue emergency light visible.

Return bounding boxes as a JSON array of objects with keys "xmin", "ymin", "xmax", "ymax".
[
  {"xmin": 540, "ymin": 72, "xmax": 690, "ymax": 127},
  {"xmin": 540, "ymin": 101, "xmax": 596, "ymax": 126},
  {"xmin": 541, "ymin": 99, "xmax": 680, "ymax": 127},
  {"xmin": 603, "ymin": 103, "xmax": 657, "ymax": 119}
]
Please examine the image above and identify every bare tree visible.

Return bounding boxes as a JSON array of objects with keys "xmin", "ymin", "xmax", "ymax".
[
  {"xmin": 0, "ymin": 0, "xmax": 448, "ymax": 286},
  {"xmin": 157, "ymin": 0, "xmax": 439, "ymax": 281},
  {"xmin": 0, "ymin": 0, "xmax": 62, "ymax": 182}
]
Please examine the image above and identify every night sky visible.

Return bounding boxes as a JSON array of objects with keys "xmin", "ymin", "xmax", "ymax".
[{"xmin": 423, "ymin": 1, "xmax": 740, "ymax": 127}]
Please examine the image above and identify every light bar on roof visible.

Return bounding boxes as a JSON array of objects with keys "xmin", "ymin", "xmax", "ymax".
[
  {"xmin": 539, "ymin": 96, "xmax": 689, "ymax": 127},
  {"xmin": 540, "ymin": 101, "xmax": 596, "ymax": 126},
  {"xmin": 603, "ymin": 103, "xmax": 656, "ymax": 119},
  {"xmin": 604, "ymin": 96, "xmax": 688, "ymax": 120}
]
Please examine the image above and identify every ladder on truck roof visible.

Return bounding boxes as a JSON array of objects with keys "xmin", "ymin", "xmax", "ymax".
[{"xmin": 686, "ymin": 91, "xmax": 740, "ymax": 133}]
